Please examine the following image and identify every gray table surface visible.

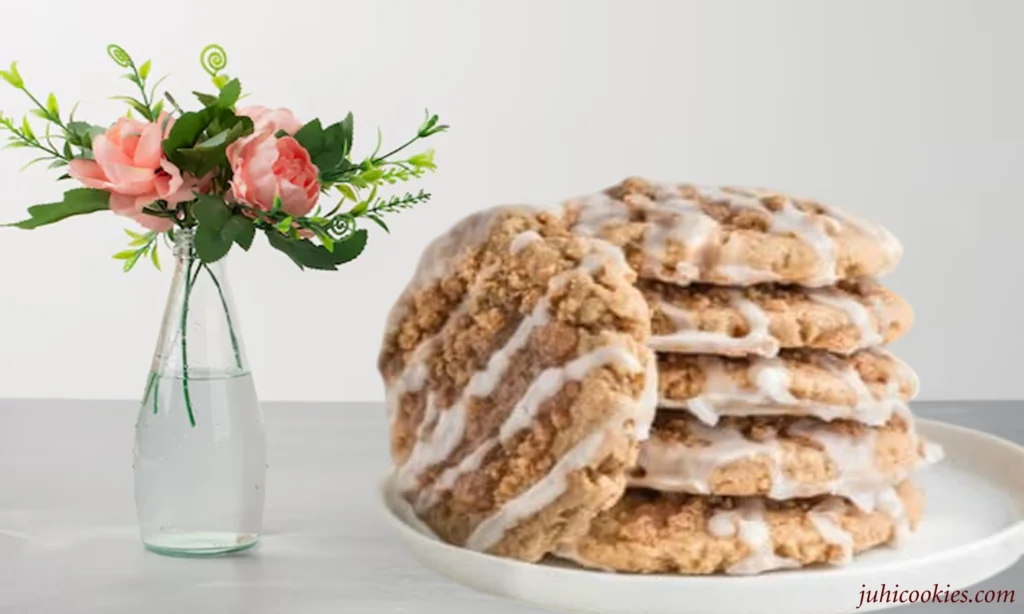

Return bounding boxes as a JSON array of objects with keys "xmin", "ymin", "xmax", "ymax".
[{"xmin": 0, "ymin": 400, "xmax": 1020, "ymax": 614}]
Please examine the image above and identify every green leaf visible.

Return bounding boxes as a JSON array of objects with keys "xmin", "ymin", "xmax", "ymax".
[
  {"xmin": 275, "ymin": 216, "xmax": 294, "ymax": 233},
  {"xmin": 65, "ymin": 121, "xmax": 105, "ymax": 149},
  {"xmin": 121, "ymin": 73, "xmax": 141, "ymax": 86},
  {"xmin": 217, "ymin": 79, "xmax": 241, "ymax": 108},
  {"xmin": 6, "ymin": 188, "xmax": 109, "ymax": 229},
  {"xmin": 46, "ymin": 92, "xmax": 58, "ymax": 116},
  {"xmin": 337, "ymin": 184, "xmax": 358, "ymax": 202},
  {"xmin": 0, "ymin": 61, "xmax": 23, "ymax": 88},
  {"xmin": 110, "ymin": 96, "xmax": 151, "ymax": 119},
  {"xmin": 293, "ymin": 115, "xmax": 355, "ymax": 175},
  {"xmin": 293, "ymin": 119, "xmax": 325, "ymax": 154},
  {"xmin": 124, "ymin": 228, "xmax": 147, "ymax": 240},
  {"xmin": 192, "ymin": 194, "xmax": 232, "ymax": 231},
  {"xmin": 20, "ymin": 116, "xmax": 34, "ymax": 140},
  {"xmin": 170, "ymin": 111, "xmax": 252, "ymax": 176},
  {"xmin": 138, "ymin": 60, "xmax": 151, "ymax": 80},
  {"xmin": 30, "ymin": 109, "xmax": 50, "ymax": 121},
  {"xmin": 193, "ymin": 91, "xmax": 219, "ymax": 107},
  {"xmin": 150, "ymin": 245, "xmax": 161, "ymax": 270},
  {"xmin": 195, "ymin": 224, "xmax": 233, "ymax": 263},
  {"xmin": 265, "ymin": 231, "xmax": 337, "ymax": 271},
  {"xmin": 316, "ymin": 230, "xmax": 335, "ymax": 252},
  {"xmin": 151, "ymin": 100, "xmax": 165, "ymax": 119},
  {"xmin": 124, "ymin": 249, "xmax": 145, "ymax": 272},
  {"xmin": 272, "ymin": 195, "xmax": 283, "ymax": 214},
  {"xmin": 368, "ymin": 214, "xmax": 390, "ymax": 233},
  {"xmin": 148, "ymin": 74, "xmax": 170, "ymax": 103},
  {"xmin": 212, "ymin": 74, "xmax": 230, "ymax": 90},
  {"xmin": 19, "ymin": 156, "xmax": 51, "ymax": 171},
  {"xmin": 408, "ymin": 149, "xmax": 436, "ymax": 169},
  {"xmin": 222, "ymin": 214, "xmax": 255, "ymax": 250},
  {"xmin": 49, "ymin": 159, "xmax": 68, "ymax": 169},
  {"xmin": 331, "ymin": 228, "xmax": 368, "ymax": 264},
  {"xmin": 112, "ymin": 250, "xmax": 137, "ymax": 260},
  {"xmin": 349, "ymin": 200, "xmax": 368, "ymax": 216},
  {"xmin": 162, "ymin": 110, "xmax": 210, "ymax": 156}
]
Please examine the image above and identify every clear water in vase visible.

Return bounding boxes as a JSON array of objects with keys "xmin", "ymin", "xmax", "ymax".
[{"xmin": 134, "ymin": 229, "xmax": 266, "ymax": 556}]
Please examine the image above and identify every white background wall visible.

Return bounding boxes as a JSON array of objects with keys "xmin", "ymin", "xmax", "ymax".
[{"xmin": 0, "ymin": 0, "xmax": 1020, "ymax": 402}]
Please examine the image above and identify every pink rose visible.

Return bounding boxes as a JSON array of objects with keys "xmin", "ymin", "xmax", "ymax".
[
  {"xmin": 227, "ymin": 133, "xmax": 319, "ymax": 216},
  {"xmin": 69, "ymin": 114, "xmax": 200, "ymax": 231},
  {"xmin": 237, "ymin": 105, "xmax": 303, "ymax": 136}
]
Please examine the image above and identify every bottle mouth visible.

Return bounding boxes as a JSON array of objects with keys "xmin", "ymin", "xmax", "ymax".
[{"xmin": 172, "ymin": 227, "xmax": 197, "ymax": 257}]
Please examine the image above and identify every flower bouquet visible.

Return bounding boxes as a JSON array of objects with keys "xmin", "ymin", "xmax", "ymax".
[{"xmin": 0, "ymin": 44, "xmax": 447, "ymax": 556}]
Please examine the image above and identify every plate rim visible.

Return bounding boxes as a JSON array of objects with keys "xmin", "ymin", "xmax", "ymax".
[{"xmin": 380, "ymin": 417, "xmax": 1024, "ymax": 585}]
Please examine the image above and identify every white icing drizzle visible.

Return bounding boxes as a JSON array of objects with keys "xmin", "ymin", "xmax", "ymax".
[
  {"xmin": 415, "ymin": 345, "xmax": 644, "ymax": 511},
  {"xmin": 648, "ymin": 292, "xmax": 780, "ymax": 357},
  {"xmin": 635, "ymin": 353, "xmax": 659, "ymax": 441},
  {"xmin": 394, "ymin": 237, "xmax": 631, "ymax": 493},
  {"xmin": 403, "ymin": 238, "xmax": 645, "ymax": 521},
  {"xmin": 697, "ymin": 186, "xmax": 838, "ymax": 286},
  {"xmin": 509, "ymin": 230, "xmax": 543, "ymax": 255},
  {"xmin": 710, "ymin": 265, "xmax": 782, "ymax": 285},
  {"xmin": 808, "ymin": 498, "xmax": 854, "ymax": 565},
  {"xmin": 767, "ymin": 198, "xmax": 838, "ymax": 286},
  {"xmin": 809, "ymin": 289, "xmax": 884, "ymax": 349},
  {"xmin": 464, "ymin": 422, "xmax": 610, "ymax": 552},
  {"xmin": 563, "ymin": 183, "xmax": 897, "ymax": 287},
  {"xmin": 564, "ymin": 183, "xmax": 867, "ymax": 287},
  {"xmin": 712, "ymin": 499, "xmax": 801, "ymax": 575},
  {"xmin": 630, "ymin": 417, "xmax": 925, "ymax": 501},
  {"xmin": 630, "ymin": 421, "xmax": 789, "ymax": 497},
  {"xmin": 874, "ymin": 487, "xmax": 911, "ymax": 544},
  {"xmin": 497, "ymin": 347, "xmax": 643, "ymax": 442},
  {"xmin": 674, "ymin": 351, "xmax": 914, "ymax": 427},
  {"xmin": 386, "ymin": 351, "xmax": 430, "ymax": 426}
]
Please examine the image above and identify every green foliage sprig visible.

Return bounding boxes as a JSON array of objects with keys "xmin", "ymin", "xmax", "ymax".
[{"xmin": 0, "ymin": 44, "xmax": 448, "ymax": 273}]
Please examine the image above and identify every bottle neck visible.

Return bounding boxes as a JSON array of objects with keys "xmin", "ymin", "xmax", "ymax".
[{"xmin": 173, "ymin": 228, "xmax": 197, "ymax": 260}]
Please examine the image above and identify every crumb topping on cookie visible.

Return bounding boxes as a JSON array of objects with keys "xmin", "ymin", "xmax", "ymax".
[
  {"xmin": 630, "ymin": 413, "xmax": 941, "ymax": 500},
  {"xmin": 561, "ymin": 178, "xmax": 903, "ymax": 287},
  {"xmin": 380, "ymin": 207, "xmax": 656, "ymax": 560},
  {"xmin": 644, "ymin": 279, "xmax": 913, "ymax": 357},
  {"xmin": 658, "ymin": 349, "xmax": 918, "ymax": 426}
]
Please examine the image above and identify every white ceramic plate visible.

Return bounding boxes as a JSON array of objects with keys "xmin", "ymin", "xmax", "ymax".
[{"xmin": 381, "ymin": 418, "xmax": 1024, "ymax": 614}]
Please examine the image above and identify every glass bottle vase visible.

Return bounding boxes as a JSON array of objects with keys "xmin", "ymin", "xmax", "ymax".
[{"xmin": 133, "ymin": 229, "xmax": 266, "ymax": 556}]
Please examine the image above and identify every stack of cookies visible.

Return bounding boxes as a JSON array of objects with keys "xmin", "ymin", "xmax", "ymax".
[
  {"xmin": 554, "ymin": 178, "xmax": 942, "ymax": 573},
  {"xmin": 379, "ymin": 178, "xmax": 941, "ymax": 574}
]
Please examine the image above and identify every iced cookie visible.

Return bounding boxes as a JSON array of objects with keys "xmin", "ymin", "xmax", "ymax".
[
  {"xmin": 379, "ymin": 207, "xmax": 657, "ymax": 562},
  {"xmin": 561, "ymin": 178, "xmax": 902, "ymax": 288},
  {"xmin": 629, "ymin": 413, "xmax": 941, "ymax": 500},
  {"xmin": 658, "ymin": 349, "xmax": 918, "ymax": 426},
  {"xmin": 556, "ymin": 481, "xmax": 923, "ymax": 574},
  {"xmin": 645, "ymin": 279, "xmax": 913, "ymax": 357}
]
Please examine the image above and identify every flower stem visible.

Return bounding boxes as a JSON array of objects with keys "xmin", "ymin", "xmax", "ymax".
[
  {"xmin": 180, "ymin": 258, "xmax": 200, "ymax": 427},
  {"xmin": 203, "ymin": 263, "xmax": 242, "ymax": 370},
  {"xmin": 142, "ymin": 370, "xmax": 158, "ymax": 413}
]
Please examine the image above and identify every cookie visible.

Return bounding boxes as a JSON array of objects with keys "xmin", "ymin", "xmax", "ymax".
[
  {"xmin": 556, "ymin": 481, "xmax": 923, "ymax": 574},
  {"xmin": 645, "ymin": 279, "xmax": 913, "ymax": 357},
  {"xmin": 379, "ymin": 207, "xmax": 657, "ymax": 562},
  {"xmin": 561, "ymin": 178, "xmax": 902, "ymax": 288},
  {"xmin": 629, "ymin": 413, "xmax": 942, "ymax": 500},
  {"xmin": 658, "ymin": 349, "xmax": 918, "ymax": 426}
]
